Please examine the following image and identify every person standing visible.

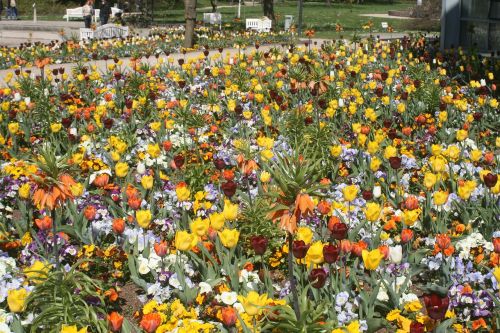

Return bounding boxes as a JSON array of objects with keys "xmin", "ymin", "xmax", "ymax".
[
  {"xmin": 99, "ymin": 0, "xmax": 111, "ymax": 25},
  {"xmin": 9, "ymin": 0, "xmax": 17, "ymax": 19},
  {"xmin": 82, "ymin": 0, "xmax": 94, "ymax": 28}
]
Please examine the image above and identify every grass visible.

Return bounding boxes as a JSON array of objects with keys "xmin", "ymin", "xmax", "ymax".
[{"xmin": 15, "ymin": 0, "xmax": 437, "ymax": 38}]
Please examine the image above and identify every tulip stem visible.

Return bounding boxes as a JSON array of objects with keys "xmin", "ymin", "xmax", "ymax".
[
  {"xmin": 287, "ymin": 232, "xmax": 301, "ymax": 321},
  {"xmin": 51, "ymin": 209, "xmax": 59, "ymax": 270}
]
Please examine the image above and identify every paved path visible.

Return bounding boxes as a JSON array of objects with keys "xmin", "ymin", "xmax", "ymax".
[{"xmin": 359, "ymin": 13, "xmax": 417, "ymax": 20}]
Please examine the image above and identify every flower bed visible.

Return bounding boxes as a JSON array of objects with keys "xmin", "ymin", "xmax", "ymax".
[
  {"xmin": 0, "ymin": 35, "xmax": 499, "ymax": 333},
  {"xmin": 0, "ymin": 26, "xmax": 293, "ymax": 70}
]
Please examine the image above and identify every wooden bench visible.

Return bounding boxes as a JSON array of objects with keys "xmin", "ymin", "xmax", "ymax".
[
  {"xmin": 80, "ymin": 24, "xmax": 129, "ymax": 40},
  {"xmin": 246, "ymin": 17, "xmax": 272, "ymax": 32}
]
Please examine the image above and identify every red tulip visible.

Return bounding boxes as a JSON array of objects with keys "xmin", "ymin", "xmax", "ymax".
[
  {"xmin": 309, "ymin": 268, "xmax": 327, "ymax": 288},
  {"xmin": 221, "ymin": 307, "xmax": 237, "ymax": 327},
  {"xmin": 250, "ymin": 236, "xmax": 268, "ymax": 255},
  {"xmin": 389, "ymin": 156, "xmax": 402, "ymax": 170},
  {"xmin": 292, "ymin": 240, "xmax": 309, "ymax": 259},
  {"xmin": 221, "ymin": 181, "xmax": 237, "ymax": 198},
  {"xmin": 323, "ymin": 244, "xmax": 340, "ymax": 263},
  {"xmin": 401, "ymin": 229, "xmax": 414, "ymax": 243},
  {"xmin": 154, "ymin": 240, "xmax": 168, "ymax": 257},
  {"xmin": 483, "ymin": 173, "xmax": 498, "ymax": 188},
  {"xmin": 423, "ymin": 294, "xmax": 449, "ymax": 320},
  {"xmin": 331, "ymin": 222, "xmax": 348, "ymax": 240},
  {"xmin": 409, "ymin": 321, "xmax": 425, "ymax": 333}
]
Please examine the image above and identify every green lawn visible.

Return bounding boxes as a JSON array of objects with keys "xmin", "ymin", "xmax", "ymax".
[{"xmin": 17, "ymin": 1, "xmax": 436, "ymax": 38}]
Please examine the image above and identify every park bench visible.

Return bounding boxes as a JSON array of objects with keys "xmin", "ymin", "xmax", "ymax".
[
  {"xmin": 64, "ymin": 6, "xmax": 122, "ymax": 22},
  {"xmin": 245, "ymin": 17, "xmax": 272, "ymax": 32},
  {"xmin": 79, "ymin": 24, "xmax": 129, "ymax": 40}
]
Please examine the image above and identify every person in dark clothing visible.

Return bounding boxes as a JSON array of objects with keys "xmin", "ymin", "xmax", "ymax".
[{"xmin": 99, "ymin": 0, "xmax": 111, "ymax": 25}]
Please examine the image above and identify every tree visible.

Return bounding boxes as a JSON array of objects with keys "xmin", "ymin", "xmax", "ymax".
[
  {"xmin": 184, "ymin": 0, "xmax": 197, "ymax": 48},
  {"xmin": 263, "ymin": 0, "xmax": 275, "ymax": 26}
]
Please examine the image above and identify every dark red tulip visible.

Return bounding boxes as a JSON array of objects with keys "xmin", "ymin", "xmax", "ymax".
[
  {"xmin": 308, "ymin": 268, "xmax": 327, "ymax": 288},
  {"xmin": 213, "ymin": 158, "xmax": 226, "ymax": 170},
  {"xmin": 473, "ymin": 112, "xmax": 483, "ymax": 121},
  {"xmin": 323, "ymin": 244, "xmax": 340, "ymax": 263},
  {"xmin": 362, "ymin": 190, "xmax": 373, "ymax": 201},
  {"xmin": 221, "ymin": 181, "xmax": 237, "ymax": 198},
  {"xmin": 103, "ymin": 118, "xmax": 114, "ymax": 129},
  {"xmin": 173, "ymin": 154, "xmax": 185, "ymax": 168},
  {"xmin": 292, "ymin": 240, "xmax": 309, "ymax": 259},
  {"xmin": 483, "ymin": 173, "xmax": 498, "ymax": 188},
  {"xmin": 331, "ymin": 222, "xmax": 348, "ymax": 240},
  {"xmin": 423, "ymin": 294, "xmax": 449, "ymax": 320},
  {"xmin": 250, "ymin": 236, "xmax": 268, "ymax": 255},
  {"xmin": 389, "ymin": 156, "xmax": 402, "ymax": 170},
  {"xmin": 409, "ymin": 321, "xmax": 425, "ymax": 333},
  {"xmin": 61, "ymin": 117, "xmax": 73, "ymax": 128}
]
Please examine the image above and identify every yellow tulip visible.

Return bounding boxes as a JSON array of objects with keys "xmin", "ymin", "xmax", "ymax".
[
  {"xmin": 402, "ymin": 209, "xmax": 421, "ymax": 226},
  {"xmin": 18, "ymin": 183, "xmax": 31, "ymax": 199},
  {"xmin": 330, "ymin": 145, "xmax": 342, "ymax": 157},
  {"xmin": 469, "ymin": 150, "xmax": 482, "ymax": 162},
  {"xmin": 365, "ymin": 202, "xmax": 382, "ymax": 222},
  {"xmin": 136, "ymin": 209, "xmax": 152, "ymax": 228},
  {"xmin": 50, "ymin": 123, "xmax": 62, "ymax": 133},
  {"xmin": 429, "ymin": 155, "xmax": 447, "ymax": 173},
  {"xmin": 423, "ymin": 173, "xmax": 437, "ymax": 189},
  {"xmin": 147, "ymin": 143, "xmax": 161, "ymax": 158},
  {"xmin": 383, "ymin": 145, "xmax": 397, "ymax": 160},
  {"xmin": 260, "ymin": 171, "xmax": 271, "ymax": 183},
  {"xmin": 140, "ymin": 175, "xmax": 154, "ymax": 189},
  {"xmin": 296, "ymin": 227, "xmax": 313, "ymax": 245},
  {"xmin": 7, "ymin": 288, "xmax": 29, "ymax": 313},
  {"xmin": 222, "ymin": 200, "xmax": 238, "ymax": 221},
  {"xmin": 237, "ymin": 291, "xmax": 268, "ymax": 316},
  {"xmin": 361, "ymin": 249, "xmax": 384, "ymax": 270},
  {"xmin": 115, "ymin": 162, "xmax": 129, "ymax": 178},
  {"xmin": 342, "ymin": 185, "xmax": 358, "ymax": 202},
  {"xmin": 209, "ymin": 212, "xmax": 225, "ymax": 231},
  {"xmin": 305, "ymin": 241, "xmax": 324, "ymax": 265},
  {"xmin": 493, "ymin": 267, "xmax": 500, "ymax": 283},
  {"xmin": 24, "ymin": 260, "xmax": 51, "ymax": 283},
  {"xmin": 218, "ymin": 229, "xmax": 240, "ymax": 248},
  {"xmin": 174, "ymin": 230, "xmax": 198, "ymax": 251},
  {"xmin": 190, "ymin": 217, "xmax": 209, "ymax": 237},
  {"xmin": 60, "ymin": 325, "xmax": 88, "ymax": 333},
  {"xmin": 433, "ymin": 190, "xmax": 449, "ymax": 206},
  {"xmin": 456, "ymin": 129, "xmax": 468, "ymax": 141},
  {"xmin": 370, "ymin": 157, "xmax": 382, "ymax": 171},
  {"xmin": 176, "ymin": 186, "xmax": 191, "ymax": 202},
  {"xmin": 8, "ymin": 122, "xmax": 19, "ymax": 134}
]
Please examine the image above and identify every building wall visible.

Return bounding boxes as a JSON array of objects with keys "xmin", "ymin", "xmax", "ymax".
[{"xmin": 441, "ymin": 0, "xmax": 500, "ymax": 51}]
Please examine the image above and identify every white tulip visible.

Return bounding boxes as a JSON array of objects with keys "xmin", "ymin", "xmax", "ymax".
[
  {"xmin": 373, "ymin": 185, "xmax": 382, "ymax": 198},
  {"xmin": 389, "ymin": 245, "xmax": 403, "ymax": 264}
]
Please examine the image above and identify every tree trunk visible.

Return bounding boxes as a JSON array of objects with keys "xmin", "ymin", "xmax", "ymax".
[
  {"xmin": 184, "ymin": 0, "xmax": 197, "ymax": 48},
  {"xmin": 262, "ymin": 0, "xmax": 275, "ymax": 26},
  {"xmin": 210, "ymin": 0, "xmax": 217, "ymax": 12},
  {"xmin": 326, "ymin": 0, "xmax": 331, "ymax": 6}
]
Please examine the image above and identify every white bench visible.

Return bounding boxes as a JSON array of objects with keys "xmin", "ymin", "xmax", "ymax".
[
  {"xmin": 64, "ymin": 6, "xmax": 122, "ymax": 22},
  {"xmin": 246, "ymin": 17, "xmax": 272, "ymax": 32},
  {"xmin": 80, "ymin": 24, "xmax": 129, "ymax": 40}
]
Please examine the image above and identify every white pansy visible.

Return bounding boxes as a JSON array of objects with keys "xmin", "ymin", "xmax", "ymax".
[
  {"xmin": 199, "ymin": 282, "xmax": 212, "ymax": 294},
  {"xmin": 220, "ymin": 291, "xmax": 238, "ymax": 305}
]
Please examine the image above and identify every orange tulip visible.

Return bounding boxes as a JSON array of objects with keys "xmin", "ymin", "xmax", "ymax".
[
  {"xmin": 93, "ymin": 174, "xmax": 110, "ymax": 187},
  {"xmin": 140, "ymin": 313, "xmax": 162, "ymax": 333},
  {"xmin": 83, "ymin": 205, "xmax": 96, "ymax": 221},
  {"xmin": 221, "ymin": 307, "xmax": 237, "ymax": 326},
  {"xmin": 35, "ymin": 216, "xmax": 52, "ymax": 231},
  {"xmin": 107, "ymin": 311, "xmax": 124, "ymax": 332},
  {"xmin": 112, "ymin": 218, "xmax": 125, "ymax": 234}
]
